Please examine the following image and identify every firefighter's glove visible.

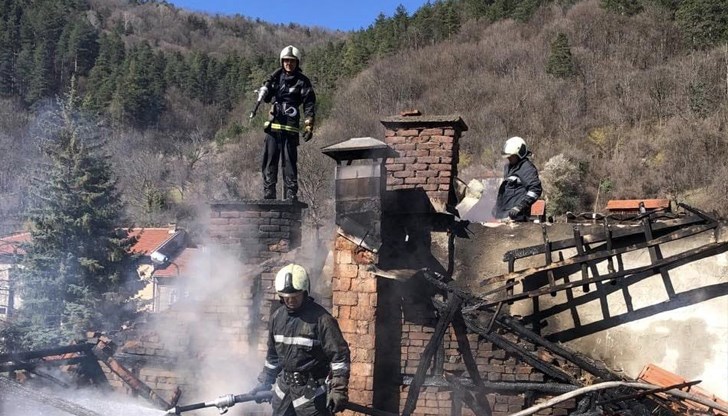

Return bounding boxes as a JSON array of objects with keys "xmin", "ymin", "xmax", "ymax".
[
  {"xmin": 327, "ymin": 389, "xmax": 348, "ymax": 413},
  {"xmin": 508, "ymin": 207, "xmax": 521, "ymax": 220},
  {"xmin": 302, "ymin": 117, "xmax": 314, "ymax": 142},
  {"xmin": 256, "ymin": 86, "xmax": 269, "ymax": 102}
]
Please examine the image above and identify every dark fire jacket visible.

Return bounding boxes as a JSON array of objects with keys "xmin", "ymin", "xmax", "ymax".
[
  {"xmin": 494, "ymin": 156, "xmax": 542, "ymax": 221},
  {"xmin": 258, "ymin": 298, "xmax": 350, "ymax": 387},
  {"xmin": 263, "ymin": 68, "xmax": 316, "ymax": 133}
]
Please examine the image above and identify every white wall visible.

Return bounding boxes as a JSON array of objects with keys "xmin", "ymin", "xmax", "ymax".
[{"xmin": 510, "ymin": 228, "xmax": 728, "ymax": 398}]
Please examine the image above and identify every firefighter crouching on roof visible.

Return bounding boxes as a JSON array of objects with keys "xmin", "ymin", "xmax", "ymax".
[
  {"xmin": 493, "ymin": 136, "xmax": 543, "ymax": 222},
  {"xmin": 257, "ymin": 45, "xmax": 316, "ymax": 201},
  {"xmin": 249, "ymin": 264, "xmax": 350, "ymax": 416}
]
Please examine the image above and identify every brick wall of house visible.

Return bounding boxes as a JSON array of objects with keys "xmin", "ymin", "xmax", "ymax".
[
  {"xmin": 331, "ymin": 235, "xmax": 378, "ymax": 412},
  {"xmin": 398, "ymin": 318, "xmax": 578, "ymax": 416},
  {"xmin": 208, "ymin": 201, "xmax": 303, "ymax": 264}
]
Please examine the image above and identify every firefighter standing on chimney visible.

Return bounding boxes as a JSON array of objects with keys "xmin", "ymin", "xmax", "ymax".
[
  {"xmin": 255, "ymin": 45, "xmax": 316, "ymax": 201},
  {"xmin": 250, "ymin": 264, "xmax": 350, "ymax": 415}
]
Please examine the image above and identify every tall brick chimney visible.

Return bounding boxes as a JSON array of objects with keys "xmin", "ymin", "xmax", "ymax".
[
  {"xmin": 322, "ymin": 137, "xmax": 396, "ymax": 408},
  {"xmin": 380, "ymin": 113, "xmax": 467, "ymax": 214},
  {"xmin": 327, "ymin": 114, "xmax": 469, "ymax": 414}
]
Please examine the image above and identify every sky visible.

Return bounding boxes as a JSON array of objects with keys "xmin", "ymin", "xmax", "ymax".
[{"xmin": 167, "ymin": 0, "xmax": 432, "ymax": 31}]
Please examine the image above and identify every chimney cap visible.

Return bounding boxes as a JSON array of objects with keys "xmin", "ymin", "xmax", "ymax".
[
  {"xmin": 322, "ymin": 137, "xmax": 398, "ymax": 162},
  {"xmin": 380, "ymin": 114, "xmax": 468, "ymax": 132}
]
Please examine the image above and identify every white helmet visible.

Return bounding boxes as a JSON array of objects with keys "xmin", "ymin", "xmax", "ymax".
[
  {"xmin": 279, "ymin": 45, "xmax": 301, "ymax": 66},
  {"xmin": 275, "ymin": 263, "xmax": 309, "ymax": 297},
  {"xmin": 502, "ymin": 136, "xmax": 528, "ymax": 159}
]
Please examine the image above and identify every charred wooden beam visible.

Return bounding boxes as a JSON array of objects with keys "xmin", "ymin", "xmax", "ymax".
[
  {"xmin": 481, "ymin": 222, "xmax": 718, "ymax": 290},
  {"xmin": 401, "ymin": 294, "xmax": 462, "ymax": 416},
  {"xmin": 0, "ymin": 343, "xmax": 92, "ymax": 364},
  {"xmin": 91, "ymin": 340, "xmax": 172, "ymax": 410},
  {"xmin": 421, "ymin": 269, "xmax": 484, "ymax": 305},
  {"xmin": 547, "ymin": 281, "xmax": 728, "ymax": 342},
  {"xmin": 451, "ymin": 310, "xmax": 492, "ymax": 415},
  {"xmin": 0, "ymin": 356, "xmax": 87, "ymax": 373},
  {"xmin": 502, "ymin": 215, "xmax": 710, "ymax": 262},
  {"xmin": 641, "ymin": 208, "xmax": 676, "ymax": 298},
  {"xmin": 572, "ymin": 226, "xmax": 590, "ymax": 292},
  {"xmin": 445, "ymin": 373, "xmax": 491, "ymax": 416},
  {"xmin": 476, "ymin": 241, "xmax": 728, "ymax": 308},
  {"xmin": 401, "ymin": 375, "xmax": 578, "ymax": 394},
  {"xmin": 493, "ymin": 314, "xmax": 620, "ymax": 382},
  {"xmin": 463, "ymin": 317, "xmax": 580, "ymax": 386},
  {"xmin": 522, "ymin": 242, "xmax": 728, "ymax": 330}
]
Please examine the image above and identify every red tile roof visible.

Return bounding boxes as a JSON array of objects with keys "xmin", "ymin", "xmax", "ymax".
[
  {"xmin": 128, "ymin": 228, "xmax": 177, "ymax": 255},
  {"xmin": 0, "ymin": 232, "xmax": 30, "ymax": 256},
  {"xmin": 606, "ymin": 199, "xmax": 671, "ymax": 211},
  {"xmin": 153, "ymin": 248, "xmax": 199, "ymax": 278},
  {"xmin": 0, "ymin": 228, "xmax": 178, "ymax": 257}
]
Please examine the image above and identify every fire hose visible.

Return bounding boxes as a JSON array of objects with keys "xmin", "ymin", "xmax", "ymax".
[{"xmin": 165, "ymin": 391, "xmax": 398, "ymax": 416}]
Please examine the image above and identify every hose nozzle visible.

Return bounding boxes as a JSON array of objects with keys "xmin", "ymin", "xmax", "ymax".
[{"xmin": 212, "ymin": 394, "xmax": 236, "ymax": 414}]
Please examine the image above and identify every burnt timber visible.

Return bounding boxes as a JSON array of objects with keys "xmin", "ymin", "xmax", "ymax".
[
  {"xmin": 0, "ymin": 337, "xmax": 175, "ymax": 410},
  {"xmin": 396, "ymin": 204, "xmax": 728, "ymax": 416}
]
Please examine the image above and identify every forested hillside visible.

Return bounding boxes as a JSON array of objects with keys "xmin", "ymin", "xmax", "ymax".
[
  {"xmin": 326, "ymin": 0, "xmax": 728, "ymax": 217},
  {"xmin": 0, "ymin": 0, "xmax": 726, "ymax": 236}
]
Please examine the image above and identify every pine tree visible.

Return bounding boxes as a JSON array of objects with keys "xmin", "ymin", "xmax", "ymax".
[
  {"xmin": 546, "ymin": 32, "xmax": 576, "ymax": 78},
  {"xmin": 111, "ymin": 42, "xmax": 164, "ymax": 126},
  {"xmin": 16, "ymin": 80, "xmax": 140, "ymax": 349},
  {"xmin": 58, "ymin": 17, "xmax": 99, "ymax": 77},
  {"xmin": 676, "ymin": 0, "xmax": 728, "ymax": 49},
  {"xmin": 0, "ymin": 22, "xmax": 14, "ymax": 96},
  {"xmin": 83, "ymin": 32, "xmax": 125, "ymax": 113},
  {"xmin": 433, "ymin": 0, "xmax": 460, "ymax": 41},
  {"xmin": 25, "ymin": 40, "xmax": 54, "ymax": 104}
]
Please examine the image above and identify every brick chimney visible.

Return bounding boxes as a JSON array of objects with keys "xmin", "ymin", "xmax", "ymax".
[
  {"xmin": 208, "ymin": 200, "xmax": 306, "ymax": 350},
  {"xmin": 327, "ymin": 114, "xmax": 468, "ymax": 414},
  {"xmin": 380, "ymin": 113, "xmax": 468, "ymax": 214}
]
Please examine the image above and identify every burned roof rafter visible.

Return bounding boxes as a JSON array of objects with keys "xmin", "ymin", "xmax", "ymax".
[{"xmin": 407, "ymin": 268, "xmax": 728, "ymax": 416}]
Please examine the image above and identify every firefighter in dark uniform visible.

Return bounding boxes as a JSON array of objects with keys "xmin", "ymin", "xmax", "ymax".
[
  {"xmin": 250, "ymin": 264, "xmax": 350, "ymax": 416},
  {"xmin": 257, "ymin": 45, "xmax": 316, "ymax": 200},
  {"xmin": 493, "ymin": 136, "xmax": 542, "ymax": 221}
]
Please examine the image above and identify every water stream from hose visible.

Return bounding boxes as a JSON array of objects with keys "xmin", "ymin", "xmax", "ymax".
[{"xmin": 0, "ymin": 376, "xmax": 165, "ymax": 416}]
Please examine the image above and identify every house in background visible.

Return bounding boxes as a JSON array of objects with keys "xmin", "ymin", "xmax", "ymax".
[
  {"xmin": 0, "ymin": 224, "xmax": 194, "ymax": 319},
  {"xmin": 130, "ymin": 225, "xmax": 197, "ymax": 312},
  {"xmin": 148, "ymin": 246, "xmax": 199, "ymax": 312},
  {"xmin": 128, "ymin": 225, "xmax": 195, "ymax": 312},
  {"xmin": 0, "ymin": 233, "xmax": 27, "ymax": 321}
]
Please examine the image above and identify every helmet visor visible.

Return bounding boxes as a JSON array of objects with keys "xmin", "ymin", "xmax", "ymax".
[{"xmin": 278, "ymin": 290, "xmax": 304, "ymax": 298}]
